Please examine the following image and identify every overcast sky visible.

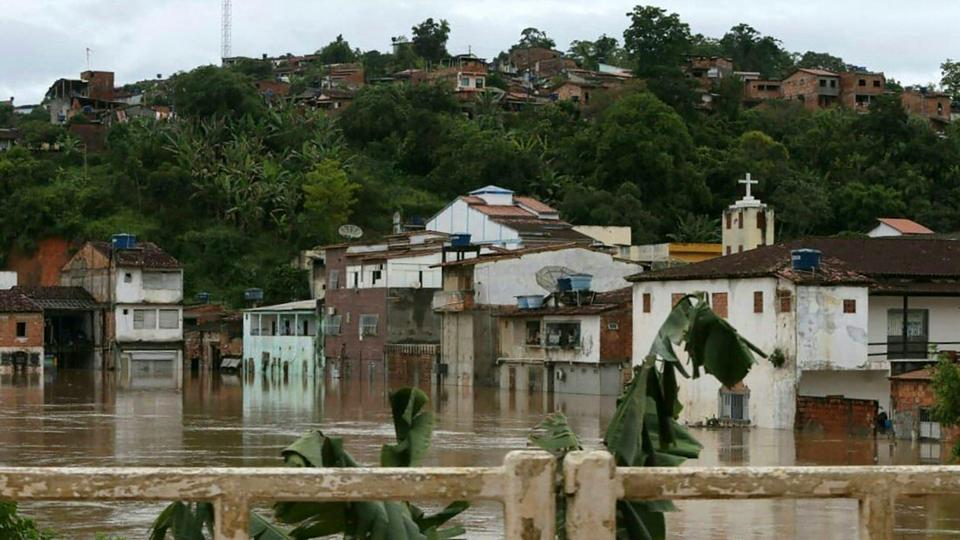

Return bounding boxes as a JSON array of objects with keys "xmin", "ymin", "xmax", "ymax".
[{"xmin": 2, "ymin": 0, "xmax": 958, "ymax": 104}]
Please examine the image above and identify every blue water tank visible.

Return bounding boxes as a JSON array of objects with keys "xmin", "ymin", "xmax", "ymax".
[
  {"xmin": 450, "ymin": 233, "xmax": 472, "ymax": 247},
  {"xmin": 791, "ymin": 249, "xmax": 822, "ymax": 272},
  {"xmin": 517, "ymin": 295, "xmax": 544, "ymax": 310},
  {"xmin": 244, "ymin": 288, "xmax": 264, "ymax": 301},
  {"xmin": 195, "ymin": 292, "xmax": 211, "ymax": 304},
  {"xmin": 568, "ymin": 273, "xmax": 594, "ymax": 291},
  {"xmin": 111, "ymin": 233, "xmax": 137, "ymax": 250}
]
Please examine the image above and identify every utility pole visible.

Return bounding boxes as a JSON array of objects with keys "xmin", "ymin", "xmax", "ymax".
[{"xmin": 221, "ymin": 0, "xmax": 232, "ymax": 60}]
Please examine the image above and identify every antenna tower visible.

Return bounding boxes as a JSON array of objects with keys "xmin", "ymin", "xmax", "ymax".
[{"xmin": 221, "ymin": 0, "xmax": 232, "ymax": 59}]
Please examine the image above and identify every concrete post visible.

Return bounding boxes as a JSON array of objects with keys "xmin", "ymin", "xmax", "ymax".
[
  {"xmin": 503, "ymin": 450, "xmax": 556, "ymax": 539},
  {"xmin": 564, "ymin": 451, "xmax": 619, "ymax": 540},
  {"xmin": 214, "ymin": 493, "xmax": 249, "ymax": 540},
  {"xmin": 859, "ymin": 493, "xmax": 894, "ymax": 540}
]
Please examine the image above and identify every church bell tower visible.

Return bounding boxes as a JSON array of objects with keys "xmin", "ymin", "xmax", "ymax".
[{"xmin": 722, "ymin": 173, "xmax": 775, "ymax": 255}]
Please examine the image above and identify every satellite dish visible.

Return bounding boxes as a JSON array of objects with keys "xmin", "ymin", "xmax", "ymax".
[
  {"xmin": 535, "ymin": 266, "xmax": 576, "ymax": 292},
  {"xmin": 338, "ymin": 224, "xmax": 363, "ymax": 240}
]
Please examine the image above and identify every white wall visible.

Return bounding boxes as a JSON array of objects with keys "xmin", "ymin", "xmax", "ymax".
[
  {"xmin": 798, "ymin": 369, "xmax": 891, "ymax": 412},
  {"xmin": 242, "ymin": 310, "xmax": 319, "ymax": 378},
  {"xmin": 795, "ymin": 285, "xmax": 871, "ymax": 370},
  {"xmin": 425, "ymin": 199, "xmax": 521, "ymax": 247},
  {"xmin": 0, "ymin": 272, "xmax": 17, "ymax": 289},
  {"xmin": 387, "ymin": 254, "xmax": 442, "ymax": 289},
  {"xmin": 114, "ymin": 268, "xmax": 183, "ymax": 304},
  {"xmin": 115, "ymin": 305, "xmax": 182, "ymax": 342},
  {"xmin": 473, "ymin": 248, "xmax": 642, "ymax": 305},
  {"xmin": 868, "ymin": 295, "xmax": 960, "ymax": 360},
  {"xmin": 867, "ymin": 223, "xmax": 901, "ymax": 238},
  {"xmin": 632, "ymin": 277, "xmax": 797, "ymax": 429}
]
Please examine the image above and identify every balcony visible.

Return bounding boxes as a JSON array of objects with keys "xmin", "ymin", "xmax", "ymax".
[{"xmin": 432, "ymin": 290, "xmax": 475, "ymax": 312}]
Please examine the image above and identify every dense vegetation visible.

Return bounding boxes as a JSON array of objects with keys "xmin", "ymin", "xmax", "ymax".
[{"xmin": 0, "ymin": 5, "xmax": 958, "ymax": 307}]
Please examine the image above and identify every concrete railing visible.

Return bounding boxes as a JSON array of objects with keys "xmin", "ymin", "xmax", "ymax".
[{"xmin": 3, "ymin": 451, "xmax": 960, "ymax": 539}]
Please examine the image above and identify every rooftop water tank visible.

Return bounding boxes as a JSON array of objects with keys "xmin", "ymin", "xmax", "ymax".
[
  {"xmin": 450, "ymin": 233, "xmax": 472, "ymax": 247},
  {"xmin": 568, "ymin": 273, "xmax": 593, "ymax": 291},
  {"xmin": 244, "ymin": 288, "xmax": 264, "ymax": 302},
  {"xmin": 111, "ymin": 233, "xmax": 137, "ymax": 250},
  {"xmin": 791, "ymin": 249, "xmax": 821, "ymax": 272},
  {"xmin": 516, "ymin": 295, "xmax": 544, "ymax": 310},
  {"xmin": 195, "ymin": 292, "xmax": 211, "ymax": 304},
  {"xmin": 556, "ymin": 278, "xmax": 572, "ymax": 292}
]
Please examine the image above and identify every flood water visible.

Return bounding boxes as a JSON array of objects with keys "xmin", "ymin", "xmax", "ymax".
[{"xmin": 1, "ymin": 369, "xmax": 959, "ymax": 539}]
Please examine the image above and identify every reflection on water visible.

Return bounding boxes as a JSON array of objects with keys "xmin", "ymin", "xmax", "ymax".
[{"xmin": 1, "ymin": 370, "xmax": 958, "ymax": 539}]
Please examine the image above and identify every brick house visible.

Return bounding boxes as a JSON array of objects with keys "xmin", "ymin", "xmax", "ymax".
[
  {"xmin": 427, "ymin": 54, "xmax": 487, "ymax": 94},
  {"xmin": 742, "ymin": 79, "xmax": 783, "ymax": 106},
  {"xmin": 839, "ymin": 71, "xmax": 886, "ymax": 112},
  {"xmin": 683, "ymin": 56, "xmax": 734, "ymax": 89},
  {"xmin": 184, "ymin": 304, "xmax": 242, "ymax": 371},
  {"xmin": 901, "ymin": 89, "xmax": 953, "ymax": 130},
  {"xmin": 0, "ymin": 290, "xmax": 44, "ymax": 375},
  {"xmin": 889, "ymin": 366, "xmax": 960, "ymax": 445},
  {"xmin": 323, "ymin": 232, "xmax": 449, "ymax": 380},
  {"xmin": 496, "ymin": 288, "xmax": 632, "ymax": 395},
  {"xmin": 782, "ymin": 68, "xmax": 841, "ymax": 110}
]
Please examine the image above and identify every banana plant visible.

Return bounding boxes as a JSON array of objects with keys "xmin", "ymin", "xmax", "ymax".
[
  {"xmin": 530, "ymin": 292, "xmax": 765, "ymax": 540},
  {"xmin": 149, "ymin": 388, "xmax": 468, "ymax": 540}
]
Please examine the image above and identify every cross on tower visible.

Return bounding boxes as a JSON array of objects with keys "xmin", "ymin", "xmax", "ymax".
[{"xmin": 739, "ymin": 173, "xmax": 758, "ymax": 200}]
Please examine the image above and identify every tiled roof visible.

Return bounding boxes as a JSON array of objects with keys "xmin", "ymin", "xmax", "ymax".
[
  {"xmin": 13, "ymin": 286, "xmax": 99, "ymax": 311},
  {"xmin": 795, "ymin": 68, "xmax": 838, "ymax": 77},
  {"xmin": 0, "ymin": 290, "xmax": 42, "ymax": 313},
  {"xmin": 627, "ymin": 238, "xmax": 960, "ymax": 284},
  {"xmin": 490, "ymin": 218, "xmax": 594, "ymax": 244},
  {"xmin": 889, "ymin": 367, "xmax": 935, "ymax": 381},
  {"xmin": 90, "ymin": 241, "xmax": 182, "ymax": 269},
  {"xmin": 877, "ymin": 218, "xmax": 934, "ymax": 235},
  {"xmin": 515, "ymin": 196, "xmax": 558, "ymax": 214}
]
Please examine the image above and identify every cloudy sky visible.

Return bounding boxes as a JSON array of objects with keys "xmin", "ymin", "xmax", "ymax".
[{"xmin": 3, "ymin": 0, "xmax": 957, "ymax": 104}]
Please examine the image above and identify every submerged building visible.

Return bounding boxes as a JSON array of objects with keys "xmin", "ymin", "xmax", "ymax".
[{"xmin": 242, "ymin": 299, "xmax": 322, "ymax": 378}]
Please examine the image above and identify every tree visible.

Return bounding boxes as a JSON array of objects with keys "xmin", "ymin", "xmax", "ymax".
[
  {"xmin": 568, "ymin": 34, "xmax": 623, "ymax": 70},
  {"xmin": 301, "ymin": 159, "xmax": 360, "ymax": 244},
  {"xmin": 317, "ymin": 34, "xmax": 359, "ymax": 64},
  {"xmin": 795, "ymin": 51, "xmax": 846, "ymax": 73},
  {"xmin": 411, "ymin": 18, "xmax": 450, "ymax": 64},
  {"xmin": 227, "ymin": 57, "xmax": 274, "ymax": 79},
  {"xmin": 667, "ymin": 213, "xmax": 720, "ymax": 242},
  {"xmin": 0, "ymin": 102, "xmax": 14, "ymax": 128},
  {"xmin": 931, "ymin": 354, "xmax": 960, "ymax": 461},
  {"xmin": 622, "ymin": 5, "xmax": 692, "ymax": 76},
  {"xmin": 170, "ymin": 66, "xmax": 266, "ymax": 120},
  {"xmin": 941, "ymin": 59, "xmax": 960, "ymax": 101},
  {"xmin": 719, "ymin": 24, "xmax": 793, "ymax": 78},
  {"xmin": 514, "ymin": 27, "xmax": 555, "ymax": 50}
]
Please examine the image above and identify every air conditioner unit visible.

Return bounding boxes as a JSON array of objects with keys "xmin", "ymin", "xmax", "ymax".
[{"xmin": 326, "ymin": 306, "xmax": 336, "ymax": 316}]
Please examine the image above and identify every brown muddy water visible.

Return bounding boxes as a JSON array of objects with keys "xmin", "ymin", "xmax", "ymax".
[{"xmin": 1, "ymin": 369, "xmax": 958, "ymax": 539}]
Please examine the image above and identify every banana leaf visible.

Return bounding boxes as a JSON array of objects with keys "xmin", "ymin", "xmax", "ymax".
[
  {"xmin": 529, "ymin": 412, "xmax": 582, "ymax": 457},
  {"xmin": 380, "ymin": 388, "xmax": 434, "ymax": 467},
  {"xmin": 251, "ymin": 513, "xmax": 292, "ymax": 540},
  {"xmin": 148, "ymin": 501, "xmax": 214, "ymax": 540}
]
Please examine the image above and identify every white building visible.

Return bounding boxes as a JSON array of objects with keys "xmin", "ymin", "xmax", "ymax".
[
  {"xmin": 722, "ymin": 173, "xmax": 775, "ymax": 256},
  {"xmin": 0, "ymin": 272, "xmax": 16, "ymax": 290},
  {"xmin": 867, "ymin": 218, "xmax": 934, "ymax": 238},
  {"xmin": 629, "ymin": 237, "xmax": 960, "ymax": 430},
  {"xmin": 243, "ymin": 300, "xmax": 321, "ymax": 379},
  {"xmin": 425, "ymin": 185, "xmax": 592, "ymax": 249},
  {"xmin": 61, "ymin": 237, "xmax": 184, "ymax": 378},
  {"xmin": 435, "ymin": 244, "xmax": 643, "ymax": 387}
]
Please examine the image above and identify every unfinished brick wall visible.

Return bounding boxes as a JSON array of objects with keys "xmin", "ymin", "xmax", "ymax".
[
  {"xmin": 890, "ymin": 377, "xmax": 960, "ymax": 442},
  {"xmin": 385, "ymin": 344, "xmax": 436, "ymax": 390},
  {"xmin": 795, "ymin": 395, "xmax": 877, "ymax": 436}
]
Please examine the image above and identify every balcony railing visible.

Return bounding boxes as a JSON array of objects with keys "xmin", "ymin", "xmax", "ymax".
[
  {"xmin": 431, "ymin": 290, "xmax": 475, "ymax": 312},
  {"xmin": 2, "ymin": 451, "xmax": 960, "ymax": 539},
  {"xmin": 867, "ymin": 341, "xmax": 960, "ymax": 360}
]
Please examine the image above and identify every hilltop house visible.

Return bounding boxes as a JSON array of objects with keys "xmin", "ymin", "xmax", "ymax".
[
  {"xmin": 434, "ymin": 244, "xmax": 641, "ymax": 388},
  {"xmin": 629, "ymin": 237, "xmax": 960, "ymax": 430},
  {"xmin": 901, "ymin": 88, "xmax": 954, "ymax": 130},
  {"xmin": 867, "ymin": 218, "xmax": 934, "ymax": 238},
  {"xmin": 61, "ymin": 235, "xmax": 184, "ymax": 379},
  {"xmin": 424, "ymin": 185, "xmax": 593, "ymax": 249},
  {"xmin": 781, "ymin": 68, "xmax": 841, "ymax": 110}
]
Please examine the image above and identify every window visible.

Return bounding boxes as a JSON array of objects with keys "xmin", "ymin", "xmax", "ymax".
[
  {"xmin": 887, "ymin": 309, "xmax": 929, "ymax": 359},
  {"xmin": 776, "ymin": 290, "xmax": 793, "ymax": 313},
  {"xmin": 873, "ymin": 80, "xmax": 881, "ymax": 87},
  {"xmin": 372, "ymin": 269, "xmax": 382, "ymax": 284},
  {"xmin": 725, "ymin": 213, "xmax": 732, "ymax": 229},
  {"xmin": 475, "ymin": 78, "xmax": 484, "ymax": 89},
  {"xmin": 738, "ymin": 210, "xmax": 743, "ymax": 229},
  {"xmin": 328, "ymin": 270, "xmax": 340, "ymax": 289},
  {"xmin": 359, "ymin": 314, "xmax": 379, "ymax": 337},
  {"xmin": 919, "ymin": 408, "xmax": 942, "ymax": 440},
  {"xmin": 607, "ymin": 321, "xmax": 620, "ymax": 331},
  {"xmin": 124, "ymin": 272, "xmax": 133, "ymax": 283},
  {"xmin": 820, "ymin": 79, "xmax": 826, "ymax": 87},
  {"xmin": 323, "ymin": 315, "xmax": 342, "ymax": 336},
  {"xmin": 133, "ymin": 309, "xmax": 157, "ymax": 330},
  {"xmin": 16, "ymin": 322, "xmax": 26, "ymax": 338},
  {"xmin": 545, "ymin": 322, "xmax": 580, "ymax": 349},
  {"xmin": 726, "ymin": 246, "xmax": 732, "ymax": 255},
  {"xmin": 843, "ymin": 299, "xmax": 856, "ymax": 314},
  {"xmin": 642, "ymin": 293, "xmax": 651, "ymax": 313},
  {"xmin": 858, "ymin": 79, "xmax": 866, "ymax": 87},
  {"xmin": 460, "ymin": 77, "xmax": 470, "ymax": 87},
  {"xmin": 711, "ymin": 292, "xmax": 728, "ymax": 318},
  {"xmin": 719, "ymin": 387, "xmax": 749, "ymax": 422},
  {"xmin": 158, "ymin": 309, "xmax": 179, "ymax": 329},
  {"xmin": 753, "ymin": 291, "xmax": 763, "ymax": 313},
  {"xmin": 830, "ymin": 79, "xmax": 837, "ymax": 88},
  {"xmin": 738, "ymin": 245, "xmax": 744, "ymax": 253},
  {"xmin": 525, "ymin": 320, "xmax": 542, "ymax": 345},
  {"xmin": 143, "ymin": 272, "xmax": 181, "ymax": 290}
]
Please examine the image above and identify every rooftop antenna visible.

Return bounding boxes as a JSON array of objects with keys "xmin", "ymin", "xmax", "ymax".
[
  {"xmin": 85, "ymin": 47, "xmax": 91, "ymax": 71},
  {"xmin": 221, "ymin": 0, "xmax": 232, "ymax": 59},
  {"xmin": 338, "ymin": 224, "xmax": 363, "ymax": 241}
]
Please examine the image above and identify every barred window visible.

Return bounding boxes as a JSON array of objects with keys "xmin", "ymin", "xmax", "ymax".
[
  {"xmin": 323, "ymin": 315, "xmax": 342, "ymax": 336},
  {"xmin": 360, "ymin": 314, "xmax": 379, "ymax": 337}
]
